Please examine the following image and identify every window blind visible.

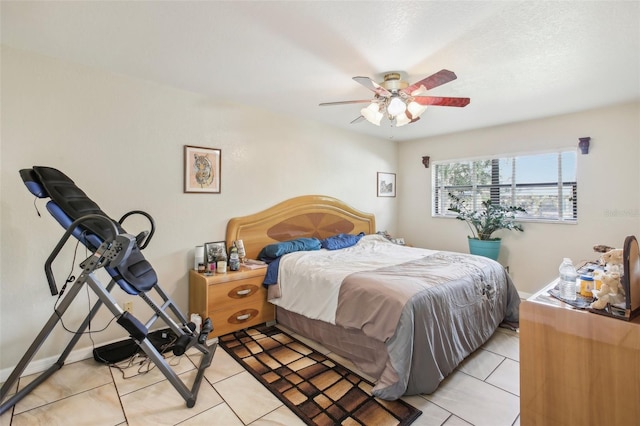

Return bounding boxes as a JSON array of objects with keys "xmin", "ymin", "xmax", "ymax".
[{"xmin": 433, "ymin": 150, "xmax": 577, "ymax": 222}]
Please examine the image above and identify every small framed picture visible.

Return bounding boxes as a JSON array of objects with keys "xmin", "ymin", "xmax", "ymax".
[
  {"xmin": 184, "ymin": 145, "xmax": 221, "ymax": 193},
  {"xmin": 204, "ymin": 241, "xmax": 227, "ymax": 263},
  {"xmin": 377, "ymin": 172, "xmax": 396, "ymax": 197}
]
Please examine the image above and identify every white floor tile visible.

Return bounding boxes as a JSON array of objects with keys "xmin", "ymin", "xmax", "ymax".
[
  {"xmin": 443, "ymin": 414, "xmax": 473, "ymax": 425},
  {"xmin": 1, "ymin": 407, "xmax": 13, "ymax": 426},
  {"xmin": 198, "ymin": 346, "xmax": 245, "ymax": 384},
  {"xmin": 180, "ymin": 402, "xmax": 244, "ymax": 425},
  {"xmin": 213, "ymin": 371, "xmax": 282, "ymax": 424},
  {"xmin": 486, "ymin": 358, "xmax": 520, "ymax": 396},
  {"xmin": 11, "ymin": 383, "xmax": 124, "ymax": 426},
  {"xmin": 424, "ymin": 371, "xmax": 520, "ymax": 426},
  {"xmin": 457, "ymin": 348, "xmax": 505, "ymax": 381},
  {"xmin": 401, "ymin": 395, "xmax": 451, "ymax": 426},
  {"xmin": 120, "ymin": 369, "xmax": 224, "ymax": 426},
  {"xmin": 14, "ymin": 358, "xmax": 113, "ymax": 414},
  {"xmin": 482, "ymin": 331, "xmax": 520, "ymax": 361}
]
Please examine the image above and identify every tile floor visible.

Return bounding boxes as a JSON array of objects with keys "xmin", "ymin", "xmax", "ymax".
[{"xmin": 1, "ymin": 325, "xmax": 520, "ymax": 426}]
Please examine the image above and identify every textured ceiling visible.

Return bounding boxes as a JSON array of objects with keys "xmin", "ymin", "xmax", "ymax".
[{"xmin": 2, "ymin": 1, "xmax": 639, "ymax": 142}]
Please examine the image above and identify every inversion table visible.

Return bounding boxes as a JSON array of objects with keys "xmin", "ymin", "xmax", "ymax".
[{"xmin": 0, "ymin": 166, "xmax": 216, "ymax": 414}]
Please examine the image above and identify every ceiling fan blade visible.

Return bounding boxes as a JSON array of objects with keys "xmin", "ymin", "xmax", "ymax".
[
  {"xmin": 351, "ymin": 116, "xmax": 365, "ymax": 124},
  {"xmin": 319, "ymin": 100, "xmax": 372, "ymax": 106},
  {"xmin": 403, "ymin": 69, "xmax": 457, "ymax": 94},
  {"xmin": 353, "ymin": 76, "xmax": 392, "ymax": 97},
  {"xmin": 412, "ymin": 96, "xmax": 470, "ymax": 107}
]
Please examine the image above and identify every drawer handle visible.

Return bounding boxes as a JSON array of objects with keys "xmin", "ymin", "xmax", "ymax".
[
  {"xmin": 228, "ymin": 309, "xmax": 258, "ymax": 325},
  {"xmin": 236, "ymin": 289, "xmax": 251, "ymax": 296}
]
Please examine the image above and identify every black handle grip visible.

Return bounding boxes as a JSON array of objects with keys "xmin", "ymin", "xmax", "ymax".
[
  {"xmin": 118, "ymin": 210, "xmax": 155, "ymax": 250},
  {"xmin": 172, "ymin": 335, "xmax": 191, "ymax": 356}
]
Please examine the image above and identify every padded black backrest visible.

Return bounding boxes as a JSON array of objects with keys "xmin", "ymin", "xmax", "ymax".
[
  {"xmin": 32, "ymin": 166, "xmax": 124, "ymax": 242},
  {"xmin": 25, "ymin": 166, "xmax": 157, "ymax": 294}
]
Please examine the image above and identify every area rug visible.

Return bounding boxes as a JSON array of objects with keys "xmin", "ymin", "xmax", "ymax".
[{"xmin": 219, "ymin": 325, "xmax": 422, "ymax": 426}]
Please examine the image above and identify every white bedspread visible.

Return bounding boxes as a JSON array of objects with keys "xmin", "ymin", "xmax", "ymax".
[{"xmin": 269, "ymin": 234, "xmax": 438, "ymax": 323}]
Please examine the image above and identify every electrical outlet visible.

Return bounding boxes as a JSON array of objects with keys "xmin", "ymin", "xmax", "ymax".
[{"xmin": 124, "ymin": 301, "xmax": 133, "ymax": 314}]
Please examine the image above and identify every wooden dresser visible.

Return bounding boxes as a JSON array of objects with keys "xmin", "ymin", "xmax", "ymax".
[
  {"xmin": 520, "ymin": 280, "xmax": 640, "ymax": 426},
  {"xmin": 188, "ymin": 268, "xmax": 275, "ymax": 337}
]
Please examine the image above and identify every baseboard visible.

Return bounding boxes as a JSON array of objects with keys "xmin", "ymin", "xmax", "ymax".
[
  {"xmin": 0, "ymin": 336, "xmax": 127, "ymax": 383},
  {"xmin": 0, "ymin": 327, "xmax": 198, "ymax": 383}
]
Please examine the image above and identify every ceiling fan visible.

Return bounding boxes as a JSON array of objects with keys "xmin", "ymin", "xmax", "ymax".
[{"xmin": 319, "ymin": 69, "xmax": 470, "ymax": 127}]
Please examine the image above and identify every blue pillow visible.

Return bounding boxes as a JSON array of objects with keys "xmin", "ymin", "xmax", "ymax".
[
  {"xmin": 320, "ymin": 232, "xmax": 365, "ymax": 250},
  {"xmin": 258, "ymin": 237, "xmax": 321, "ymax": 262}
]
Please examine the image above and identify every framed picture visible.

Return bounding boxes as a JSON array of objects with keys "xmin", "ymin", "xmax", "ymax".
[
  {"xmin": 184, "ymin": 145, "xmax": 221, "ymax": 193},
  {"xmin": 204, "ymin": 241, "xmax": 227, "ymax": 264},
  {"xmin": 377, "ymin": 172, "xmax": 396, "ymax": 197}
]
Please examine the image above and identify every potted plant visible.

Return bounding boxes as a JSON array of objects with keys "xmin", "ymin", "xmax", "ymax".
[{"xmin": 448, "ymin": 192, "xmax": 526, "ymax": 260}]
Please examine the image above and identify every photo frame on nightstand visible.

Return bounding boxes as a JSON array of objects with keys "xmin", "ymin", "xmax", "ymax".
[{"xmin": 204, "ymin": 241, "xmax": 227, "ymax": 264}]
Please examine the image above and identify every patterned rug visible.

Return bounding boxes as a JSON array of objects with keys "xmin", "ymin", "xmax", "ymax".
[{"xmin": 219, "ymin": 325, "xmax": 421, "ymax": 426}]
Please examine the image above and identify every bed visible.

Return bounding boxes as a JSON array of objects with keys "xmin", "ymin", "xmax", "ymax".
[{"xmin": 226, "ymin": 195, "xmax": 520, "ymax": 400}]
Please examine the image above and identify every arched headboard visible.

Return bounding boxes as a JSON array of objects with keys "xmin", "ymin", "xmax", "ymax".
[{"xmin": 225, "ymin": 195, "xmax": 376, "ymax": 260}]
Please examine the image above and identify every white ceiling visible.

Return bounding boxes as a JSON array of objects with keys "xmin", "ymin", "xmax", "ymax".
[{"xmin": 2, "ymin": 1, "xmax": 639, "ymax": 142}]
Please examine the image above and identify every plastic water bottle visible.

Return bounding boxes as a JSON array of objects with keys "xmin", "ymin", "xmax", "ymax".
[
  {"xmin": 559, "ymin": 258, "xmax": 578, "ymax": 300},
  {"xmin": 190, "ymin": 313, "xmax": 202, "ymax": 333}
]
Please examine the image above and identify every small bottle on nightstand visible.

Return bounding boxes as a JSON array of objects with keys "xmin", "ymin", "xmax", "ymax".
[{"xmin": 229, "ymin": 246, "xmax": 240, "ymax": 271}]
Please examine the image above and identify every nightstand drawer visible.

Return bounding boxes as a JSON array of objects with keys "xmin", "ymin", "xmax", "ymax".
[
  {"xmin": 209, "ymin": 298, "xmax": 274, "ymax": 337},
  {"xmin": 207, "ymin": 279, "xmax": 266, "ymax": 313}
]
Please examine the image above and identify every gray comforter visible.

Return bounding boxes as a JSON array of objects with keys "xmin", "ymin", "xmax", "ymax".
[
  {"xmin": 270, "ymin": 249, "xmax": 520, "ymax": 400},
  {"xmin": 337, "ymin": 252, "xmax": 519, "ymax": 399}
]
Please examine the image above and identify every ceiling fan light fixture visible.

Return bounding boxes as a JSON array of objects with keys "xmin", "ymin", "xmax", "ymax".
[
  {"xmin": 407, "ymin": 101, "xmax": 427, "ymax": 118},
  {"xmin": 387, "ymin": 96, "xmax": 407, "ymax": 117},
  {"xmin": 322, "ymin": 69, "xmax": 468, "ymax": 127},
  {"xmin": 361, "ymin": 102, "xmax": 383, "ymax": 126},
  {"xmin": 394, "ymin": 112, "xmax": 411, "ymax": 127}
]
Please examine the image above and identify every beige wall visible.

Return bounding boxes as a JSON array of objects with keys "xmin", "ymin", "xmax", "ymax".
[
  {"xmin": 398, "ymin": 101, "xmax": 640, "ymax": 295},
  {"xmin": 0, "ymin": 47, "xmax": 398, "ymax": 373}
]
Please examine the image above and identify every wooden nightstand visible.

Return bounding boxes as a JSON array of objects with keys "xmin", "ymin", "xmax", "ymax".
[{"xmin": 188, "ymin": 268, "xmax": 275, "ymax": 337}]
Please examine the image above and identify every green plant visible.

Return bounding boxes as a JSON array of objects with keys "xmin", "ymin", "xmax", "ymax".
[{"xmin": 448, "ymin": 192, "xmax": 526, "ymax": 240}]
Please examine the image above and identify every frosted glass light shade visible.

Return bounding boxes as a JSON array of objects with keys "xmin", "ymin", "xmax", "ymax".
[
  {"xmin": 361, "ymin": 103, "xmax": 383, "ymax": 126},
  {"xmin": 407, "ymin": 101, "xmax": 427, "ymax": 118},
  {"xmin": 395, "ymin": 113, "xmax": 411, "ymax": 127},
  {"xmin": 387, "ymin": 97, "xmax": 407, "ymax": 117}
]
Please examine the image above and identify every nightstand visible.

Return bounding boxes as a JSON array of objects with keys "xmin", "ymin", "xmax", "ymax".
[{"xmin": 188, "ymin": 268, "xmax": 275, "ymax": 337}]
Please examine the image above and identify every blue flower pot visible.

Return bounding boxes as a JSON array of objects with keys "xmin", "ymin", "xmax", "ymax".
[{"xmin": 468, "ymin": 237, "xmax": 501, "ymax": 260}]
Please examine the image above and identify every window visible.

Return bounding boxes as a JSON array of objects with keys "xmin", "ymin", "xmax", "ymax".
[{"xmin": 433, "ymin": 150, "xmax": 577, "ymax": 222}]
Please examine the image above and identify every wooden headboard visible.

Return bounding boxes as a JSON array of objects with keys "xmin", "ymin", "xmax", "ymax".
[{"xmin": 225, "ymin": 195, "xmax": 376, "ymax": 260}]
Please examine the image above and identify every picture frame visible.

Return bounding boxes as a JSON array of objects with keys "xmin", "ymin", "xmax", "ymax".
[
  {"xmin": 204, "ymin": 241, "xmax": 227, "ymax": 264},
  {"xmin": 184, "ymin": 145, "xmax": 221, "ymax": 193},
  {"xmin": 377, "ymin": 172, "xmax": 396, "ymax": 197}
]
